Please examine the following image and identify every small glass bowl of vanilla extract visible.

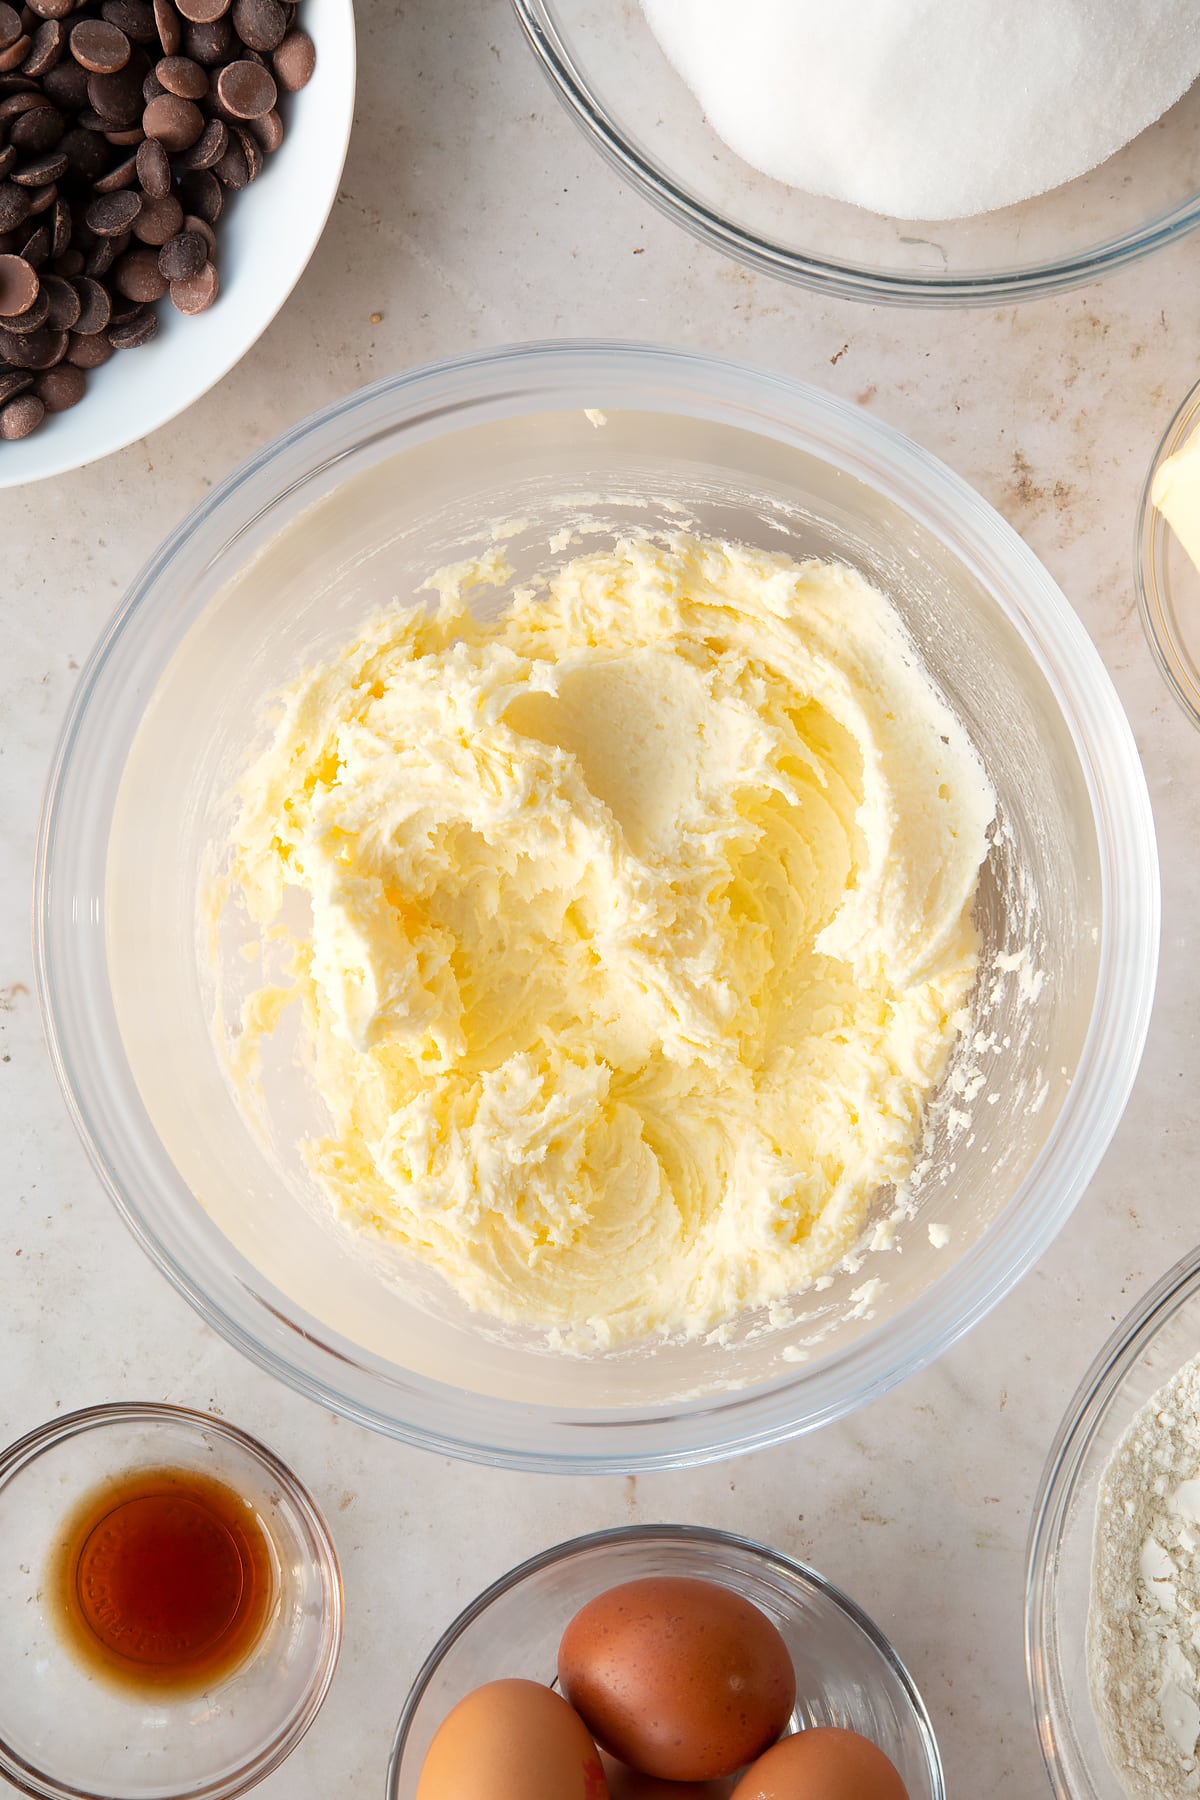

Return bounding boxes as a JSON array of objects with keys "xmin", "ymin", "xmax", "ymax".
[{"xmin": 0, "ymin": 1403, "xmax": 342, "ymax": 1800}]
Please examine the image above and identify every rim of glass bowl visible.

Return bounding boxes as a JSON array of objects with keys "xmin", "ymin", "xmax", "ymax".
[
  {"xmin": 510, "ymin": 1, "xmax": 1200, "ymax": 308},
  {"xmin": 34, "ymin": 339, "xmax": 1160, "ymax": 1475},
  {"xmin": 1024, "ymin": 1249, "xmax": 1200, "ymax": 1799},
  {"xmin": 385, "ymin": 1521, "xmax": 946, "ymax": 1799},
  {"xmin": 0, "ymin": 1401, "xmax": 344, "ymax": 1800},
  {"xmin": 1136, "ymin": 373, "xmax": 1200, "ymax": 730}
]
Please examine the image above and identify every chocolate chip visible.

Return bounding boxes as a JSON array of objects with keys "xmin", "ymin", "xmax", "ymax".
[
  {"xmin": 175, "ymin": 0, "xmax": 227, "ymax": 20},
  {"xmin": 0, "ymin": 321, "xmax": 61, "ymax": 363},
  {"xmin": 0, "ymin": 184, "xmax": 32, "ymax": 230},
  {"xmin": 167, "ymin": 249, "xmax": 212, "ymax": 310},
  {"xmin": 271, "ymin": 22, "xmax": 309, "ymax": 91},
  {"xmin": 91, "ymin": 146, "xmax": 139, "ymax": 187},
  {"xmin": 85, "ymin": 184, "xmax": 138, "ymax": 232},
  {"xmin": 70, "ymin": 270, "xmax": 109, "ymax": 330},
  {"xmin": 0, "ymin": 2, "xmax": 23, "ymax": 50},
  {"xmin": 33, "ymin": 357, "xmax": 82, "ymax": 405},
  {"xmin": 212, "ymin": 132, "xmax": 245, "ymax": 186},
  {"xmin": 133, "ymin": 135, "xmax": 166, "ymax": 194},
  {"xmin": 152, "ymin": 0, "xmax": 178, "ymax": 52},
  {"xmin": 179, "ymin": 207, "xmax": 211, "ymax": 254},
  {"xmin": 179, "ymin": 12, "xmax": 227, "ymax": 62},
  {"xmin": 86, "ymin": 59, "xmax": 143, "ymax": 122},
  {"xmin": 0, "ymin": 248, "xmax": 38, "ymax": 313},
  {"xmin": 65, "ymin": 322, "xmax": 111, "ymax": 362},
  {"xmin": 131, "ymin": 189, "xmax": 178, "ymax": 244},
  {"xmin": 0, "ymin": 148, "xmax": 14, "ymax": 180},
  {"xmin": 1, "ymin": 277, "xmax": 46, "ymax": 327},
  {"xmin": 49, "ymin": 191, "xmax": 69, "ymax": 251},
  {"xmin": 0, "ymin": 32, "xmax": 30, "ymax": 69},
  {"xmin": 70, "ymin": 17, "xmax": 131, "ymax": 71},
  {"xmin": 51, "ymin": 244, "xmax": 81, "ymax": 272},
  {"xmin": 0, "ymin": 87, "xmax": 43, "ymax": 116},
  {"xmin": 101, "ymin": 0, "xmax": 157, "ymax": 41},
  {"xmin": 12, "ymin": 149, "xmax": 69, "ymax": 183},
  {"xmin": 21, "ymin": 16, "xmax": 65, "ymax": 72},
  {"xmin": 27, "ymin": 0, "xmax": 76, "ymax": 20},
  {"xmin": 41, "ymin": 57, "xmax": 87, "ymax": 106},
  {"xmin": 40, "ymin": 268, "xmax": 77, "ymax": 323},
  {"xmin": 8, "ymin": 98, "xmax": 64, "ymax": 148},
  {"xmin": 154, "ymin": 49, "xmax": 204, "ymax": 93},
  {"xmin": 215, "ymin": 54, "xmax": 271, "ymax": 116},
  {"xmin": 172, "ymin": 109, "xmax": 220, "ymax": 165},
  {"xmin": 177, "ymin": 162, "xmax": 218, "ymax": 219},
  {"xmin": 231, "ymin": 119, "xmax": 259, "ymax": 179},
  {"xmin": 155, "ymin": 221, "xmax": 199, "ymax": 276},
  {"xmin": 0, "ymin": 367, "xmax": 33, "ymax": 402},
  {"xmin": 0, "ymin": 388, "xmax": 44, "ymax": 434},
  {"xmin": 18, "ymin": 219, "xmax": 49, "ymax": 263},
  {"xmin": 106, "ymin": 297, "xmax": 154, "ymax": 341},
  {"xmin": 230, "ymin": 0, "xmax": 281, "ymax": 51},
  {"xmin": 111, "ymin": 240, "xmax": 165, "ymax": 298},
  {"xmin": 142, "ymin": 88, "xmax": 200, "ymax": 146}
]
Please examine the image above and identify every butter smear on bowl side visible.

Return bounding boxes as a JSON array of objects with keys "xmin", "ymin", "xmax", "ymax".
[{"xmin": 1152, "ymin": 427, "xmax": 1200, "ymax": 576}]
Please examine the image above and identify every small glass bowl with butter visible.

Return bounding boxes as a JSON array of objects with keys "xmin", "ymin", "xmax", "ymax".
[
  {"xmin": 1138, "ymin": 375, "xmax": 1200, "ymax": 731},
  {"xmin": 387, "ymin": 1523, "xmax": 945, "ymax": 1799},
  {"xmin": 0, "ymin": 1402, "xmax": 342, "ymax": 1800},
  {"xmin": 1026, "ymin": 1250, "xmax": 1200, "ymax": 1800}
]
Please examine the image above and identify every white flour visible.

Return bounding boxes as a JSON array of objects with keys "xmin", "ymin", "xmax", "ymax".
[
  {"xmin": 1090, "ymin": 1355, "xmax": 1200, "ymax": 1799},
  {"xmin": 641, "ymin": 0, "xmax": 1200, "ymax": 220}
]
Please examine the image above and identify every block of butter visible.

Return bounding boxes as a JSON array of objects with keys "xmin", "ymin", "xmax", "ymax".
[{"xmin": 1152, "ymin": 425, "xmax": 1200, "ymax": 576}]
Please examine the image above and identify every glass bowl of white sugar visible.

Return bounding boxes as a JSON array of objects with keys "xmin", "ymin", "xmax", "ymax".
[
  {"xmin": 513, "ymin": 0, "xmax": 1200, "ymax": 305},
  {"xmin": 1027, "ymin": 1250, "xmax": 1200, "ymax": 1800}
]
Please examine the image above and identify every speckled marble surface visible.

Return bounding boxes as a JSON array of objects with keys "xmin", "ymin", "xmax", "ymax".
[{"xmin": 2, "ymin": 3, "xmax": 1199, "ymax": 1795}]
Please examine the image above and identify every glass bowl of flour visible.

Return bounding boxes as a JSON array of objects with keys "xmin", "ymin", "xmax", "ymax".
[
  {"xmin": 513, "ymin": 0, "xmax": 1200, "ymax": 304},
  {"xmin": 36, "ymin": 341, "xmax": 1158, "ymax": 1472},
  {"xmin": 1027, "ymin": 1252, "xmax": 1200, "ymax": 1800}
]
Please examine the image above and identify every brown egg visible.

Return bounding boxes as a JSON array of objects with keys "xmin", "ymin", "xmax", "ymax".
[
  {"xmin": 558, "ymin": 1575, "xmax": 796, "ymax": 1782},
  {"xmin": 414, "ymin": 1677, "xmax": 609, "ymax": 1800},
  {"xmin": 729, "ymin": 1727, "xmax": 910, "ymax": 1799},
  {"xmin": 601, "ymin": 1748, "xmax": 733, "ymax": 1799}
]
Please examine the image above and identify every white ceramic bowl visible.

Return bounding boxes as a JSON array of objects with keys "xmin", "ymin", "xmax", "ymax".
[{"xmin": 0, "ymin": 0, "xmax": 355, "ymax": 490}]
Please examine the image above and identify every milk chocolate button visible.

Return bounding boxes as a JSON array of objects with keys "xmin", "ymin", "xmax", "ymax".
[
  {"xmin": 0, "ymin": 252, "xmax": 40, "ymax": 316},
  {"xmin": 70, "ymin": 17, "xmax": 132, "ymax": 71},
  {"xmin": 0, "ymin": 390, "xmax": 45, "ymax": 436},
  {"xmin": 215, "ymin": 55, "xmax": 273, "ymax": 116},
  {"xmin": 271, "ymin": 25, "xmax": 310, "ymax": 90},
  {"xmin": 35, "ymin": 360, "xmax": 85, "ymax": 408},
  {"xmin": 168, "ymin": 253, "xmax": 215, "ymax": 311},
  {"xmin": 0, "ymin": 2, "xmax": 23, "ymax": 51},
  {"xmin": 142, "ymin": 88, "xmax": 203, "ymax": 146}
]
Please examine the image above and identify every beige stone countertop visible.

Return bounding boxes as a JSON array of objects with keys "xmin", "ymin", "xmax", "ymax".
[{"xmin": 3, "ymin": 2, "xmax": 1200, "ymax": 1795}]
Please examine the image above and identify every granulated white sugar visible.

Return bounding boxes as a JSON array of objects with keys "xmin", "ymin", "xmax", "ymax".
[{"xmin": 641, "ymin": 0, "xmax": 1200, "ymax": 221}]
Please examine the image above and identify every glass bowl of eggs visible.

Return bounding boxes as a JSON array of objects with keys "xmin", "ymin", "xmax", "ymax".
[
  {"xmin": 1137, "ymin": 373, "xmax": 1200, "ymax": 730},
  {"xmin": 512, "ymin": 0, "xmax": 1200, "ymax": 304},
  {"xmin": 387, "ymin": 1522, "xmax": 943, "ymax": 1799}
]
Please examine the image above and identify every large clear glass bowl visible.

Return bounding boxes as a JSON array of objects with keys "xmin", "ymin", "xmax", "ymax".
[
  {"xmin": 1137, "ymin": 373, "xmax": 1200, "ymax": 730},
  {"xmin": 1026, "ymin": 1253, "xmax": 1200, "ymax": 1798},
  {"xmin": 35, "ymin": 340, "xmax": 1159, "ymax": 1472},
  {"xmin": 512, "ymin": 2, "xmax": 1200, "ymax": 306},
  {"xmin": 387, "ymin": 1524, "xmax": 944, "ymax": 1800}
]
